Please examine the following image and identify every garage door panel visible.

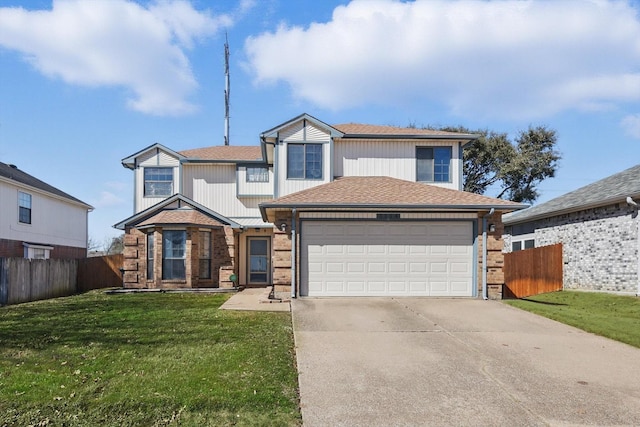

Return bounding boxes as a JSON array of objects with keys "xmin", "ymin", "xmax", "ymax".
[
  {"xmin": 301, "ymin": 221, "xmax": 474, "ymax": 297},
  {"xmin": 368, "ymin": 262, "xmax": 386, "ymax": 273}
]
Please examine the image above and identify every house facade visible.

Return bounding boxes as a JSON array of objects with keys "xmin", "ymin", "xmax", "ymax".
[
  {"xmin": 503, "ymin": 164, "xmax": 640, "ymax": 296},
  {"xmin": 0, "ymin": 161, "xmax": 93, "ymax": 259},
  {"xmin": 116, "ymin": 114, "xmax": 524, "ymax": 298}
]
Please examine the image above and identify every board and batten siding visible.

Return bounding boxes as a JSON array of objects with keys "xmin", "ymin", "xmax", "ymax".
[
  {"xmin": 276, "ymin": 121, "xmax": 332, "ymax": 197},
  {"xmin": 0, "ymin": 180, "xmax": 88, "ymax": 249},
  {"xmin": 182, "ymin": 164, "xmax": 269, "ymax": 218},
  {"xmin": 133, "ymin": 148, "xmax": 181, "ymax": 213},
  {"xmin": 333, "ymin": 139, "xmax": 462, "ymax": 190}
]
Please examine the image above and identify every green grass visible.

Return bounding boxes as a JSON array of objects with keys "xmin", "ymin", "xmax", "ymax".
[
  {"xmin": 505, "ymin": 290, "xmax": 640, "ymax": 348},
  {"xmin": 0, "ymin": 291, "xmax": 301, "ymax": 426}
]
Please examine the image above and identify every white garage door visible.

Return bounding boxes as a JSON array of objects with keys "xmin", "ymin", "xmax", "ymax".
[{"xmin": 300, "ymin": 221, "xmax": 474, "ymax": 297}]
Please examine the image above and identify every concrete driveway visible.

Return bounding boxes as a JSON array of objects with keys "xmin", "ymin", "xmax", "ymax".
[{"xmin": 292, "ymin": 298, "xmax": 640, "ymax": 426}]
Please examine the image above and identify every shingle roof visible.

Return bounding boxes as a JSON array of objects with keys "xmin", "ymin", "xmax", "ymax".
[
  {"xmin": 179, "ymin": 146, "xmax": 263, "ymax": 161},
  {"xmin": 0, "ymin": 161, "xmax": 91, "ymax": 208},
  {"xmin": 333, "ymin": 123, "xmax": 470, "ymax": 137},
  {"xmin": 137, "ymin": 208, "xmax": 226, "ymax": 227},
  {"xmin": 503, "ymin": 164, "xmax": 640, "ymax": 225},
  {"xmin": 261, "ymin": 177, "xmax": 524, "ymax": 209}
]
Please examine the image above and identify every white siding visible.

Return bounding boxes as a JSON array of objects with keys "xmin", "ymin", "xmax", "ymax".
[
  {"xmin": 276, "ymin": 140, "xmax": 332, "ymax": 196},
  {"xmin": 237, "ymin": 167, "xmax": 274, "ymax": 196},
  {"xmin": 133, "ymin": 148, "xmax": 181, "ymax": 213},
  {"xmin": 333, "ymin": 139, "xmax": 462, "ymax": 190},
  {"xmin": 182, "ymin": 164, "xmax": 269, "ymax": 218},
  {"xmin": 278, "ymin": 121, "xmax": 331, "ymax": 142},
  {"xmin": 0, "ymin": 180, "xmax": 88, "ymax": 249}
]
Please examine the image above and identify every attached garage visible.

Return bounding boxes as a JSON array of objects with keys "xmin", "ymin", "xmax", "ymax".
[{"xmin": 300, "ymin": 220, "xmax": 475, "ymax": 297}]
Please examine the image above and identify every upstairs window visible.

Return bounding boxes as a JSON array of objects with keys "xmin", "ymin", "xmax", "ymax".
[
  {"xmin": 417, "ymin": 147, "xmax": 452, "ymax": 183},
  {"xmin": 18, "ymin": 191, "xmax": 32, "ymax": 224},
  {"xmin": 246, "ymin": 167, "xmax": 269, "ymax": 183},
  {"xmin": 144, "ymin": 167, "xmax": 173, "ymax": 197},
  {"xmin": 287, "ymin": 143, "xmax": 323, "ymax": 179}
]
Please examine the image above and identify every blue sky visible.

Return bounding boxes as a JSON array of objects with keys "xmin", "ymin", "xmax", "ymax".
[{"xmin": 1, "ymin": 0, "xmax": 640, "ymax": 245}]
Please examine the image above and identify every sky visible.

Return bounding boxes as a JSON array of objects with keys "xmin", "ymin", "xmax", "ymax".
[{"xmin": 1, "ymin": 0, "xmax": 640, "ymax": 246}]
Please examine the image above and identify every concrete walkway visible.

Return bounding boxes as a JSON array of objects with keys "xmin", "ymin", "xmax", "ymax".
[
  {"xmin": 219, "ymin": 287, "xmax": 290, "ymax": 312},
  {"xmin": 292, "ymin": 298, "xmax": 640, "ymax": 426}
]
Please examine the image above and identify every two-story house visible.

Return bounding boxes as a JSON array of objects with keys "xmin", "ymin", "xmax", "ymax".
[
  {"xmin": 115, "ymin": 114, "xmax": 524, "ymax": 298},
  {"xmin": 0, "ymin": 161, "xmax": 93, "ymax": 259}
]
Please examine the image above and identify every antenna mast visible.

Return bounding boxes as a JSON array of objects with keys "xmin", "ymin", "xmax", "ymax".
[{"xmin": 224, "ymin": 33, "xmax": 230, "ymax": 146}]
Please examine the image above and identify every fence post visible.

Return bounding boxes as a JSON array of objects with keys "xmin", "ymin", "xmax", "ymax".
[{"xmin": 0, "ymin": 258, "xmax": 7, "ymax": 306}]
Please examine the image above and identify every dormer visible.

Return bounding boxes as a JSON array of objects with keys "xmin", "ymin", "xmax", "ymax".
[
  {"xmin": 121, "ymin": 143, "xmax": 184, "ymax": 213},
  {"xmin": 260, "ymin": 113, "xmax": 344, "ymax": 198}
]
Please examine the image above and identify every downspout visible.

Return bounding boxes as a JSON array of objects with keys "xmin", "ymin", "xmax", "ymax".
[
  {"xmin": 291, "ymin": 208, "xmax": 297, "ymax": 299},
  {"xmin": 482, "ymin": 208, "xmax": 495, "ymax": 300}
]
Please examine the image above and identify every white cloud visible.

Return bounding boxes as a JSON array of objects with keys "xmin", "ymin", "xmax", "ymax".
[
  {"xmin": 92, "ymin": 190, "xmax": 126, "ymax": 208},
  {"xmin": 622, "ymin": 114, "xmax": 640, "ymax": 139},
  {"xmin": 0, "ymin": 0, "xmax": 232, "ymax": 116},
  {"xmin": 245, "ymin": 0, "xmax": 640, "ymax": 120}
]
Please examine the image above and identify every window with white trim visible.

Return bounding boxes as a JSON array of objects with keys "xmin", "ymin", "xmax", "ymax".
[
  {"xmin": 18, "ymin": 191, "xmax": 32, "ymax": 224},
  {"xmin": 144, "ymin": 167, "xmax": 173, "ymax": 197},
  {"xmin": 246, "ymin": 167, "xmax": 269, "ymax": 183},
  {"xmin": 23, "ymin": 243, "xmax": 52, "ymax": 260}
]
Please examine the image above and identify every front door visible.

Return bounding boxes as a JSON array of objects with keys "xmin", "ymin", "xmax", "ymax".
[{"xmin": 247, "ymin": 237, "xmax": 270, "ymax": 284}]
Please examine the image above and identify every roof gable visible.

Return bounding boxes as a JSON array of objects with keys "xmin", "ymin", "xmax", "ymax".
[
  {"xmin": 260, "ymin": 113, "xmax": 344, "ymax": 139},
  {"xmin": 504, "ymin": 163, "xmax": 640, "ymax": 225},
  {"xmin": 121, "ymin": 143, "xmax": 185, "ymax": 169},
  {"xmin": 0, "ymin": 161, "xmax": 92, "ymax": 209},
  {"xmin": 114, "ymin": 194, "xmax": 241, "ymax": 230}
]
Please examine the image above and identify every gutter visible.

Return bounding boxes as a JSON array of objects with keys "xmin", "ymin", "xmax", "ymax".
[
  {"xmin": 482, "ymin": 208, "xmax": 495, "ymax": 300},
  {"xmin": 291, "ymin": 208, "xmax": 297, "ymax": 299}
]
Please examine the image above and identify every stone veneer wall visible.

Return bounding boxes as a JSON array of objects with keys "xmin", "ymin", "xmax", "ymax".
[{"xmin": 504, "ymin": 203, "xmax": 638, "ymax": 293}]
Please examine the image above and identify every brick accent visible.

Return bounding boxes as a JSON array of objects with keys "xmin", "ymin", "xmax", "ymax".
[
  {"xmin": 477, "ymin": 212, "xmax": 507, "ymax": 300},
  {"xmin": 272, "ymin": 212, "xmax": 292, "ymax": 288},
  {"xmin": 122, "ymin": 226, "xmax": 237, "ymax": 289},
  {"xmin": 0, "ymin": 238, "xmax": 85, "ymax": 259}
]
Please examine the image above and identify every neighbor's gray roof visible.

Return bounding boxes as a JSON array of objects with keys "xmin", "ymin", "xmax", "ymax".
[
  {"xmin": 503, "ymin": 164, "xmax": 640, "ymax": 225},
  {"xmin": 0, "ymin": 161, "xmax": 92, "ymax": 208}
]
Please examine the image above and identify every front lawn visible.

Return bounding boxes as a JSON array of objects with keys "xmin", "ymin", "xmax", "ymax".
[
  {"xmin": 505, "ymin": 290, "xmax": 640, "ymax": 349},
  {"xmin": 0, "ymin": 291, "xmax": 300, "ymax": 426}
]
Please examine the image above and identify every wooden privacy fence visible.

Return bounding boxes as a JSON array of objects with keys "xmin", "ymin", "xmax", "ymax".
[
  {"xmin": 77, "ymin": 254, "xmax": 123, "ymax": 292},
  {"xmin": 504, "ymin": 243, "xmax": 563, "ymax": 298},
  {"xmin": 0, "ymin": 254, "xmax": 123, "ymax": 306},
  {"xmin": 0, "ymin": 258, "xmax": 77, "ymax": 305}
]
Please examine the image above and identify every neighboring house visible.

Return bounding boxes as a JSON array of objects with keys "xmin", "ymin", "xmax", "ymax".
[
  {"xmin": 115, "ymin": 113, "xmax": 524, "ymax": 298},
  {"xmin": 503, "ymin": 164, "xmax": 640, "ymax": 295},
  {"xmin": 0, "ymin": 161, "xmax": 93, "ymax": 259}
]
